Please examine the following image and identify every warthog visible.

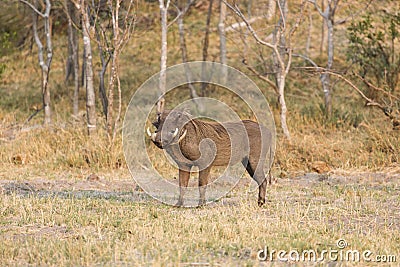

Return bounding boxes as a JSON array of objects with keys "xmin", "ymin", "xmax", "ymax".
[{"xmin": 147, "ymin": 110, "xmax": 273, "ymax": 206}]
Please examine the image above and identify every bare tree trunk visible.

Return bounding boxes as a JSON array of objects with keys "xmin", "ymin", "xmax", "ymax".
[
  {"xmin": 72, "ymin": 40, "xmax": 80, "ymax": 117},
  {"xmin": 90, "ymin": 1, "xmax": 110, "ymax": 119},
  {"xmin": 106, "ymin": 0, "xmax": 124, "ymax": 143},
  {"xmin": 107, "ymin": 51, "xmax": 119, "ymax": 141},
  {"xmin": 81, "ymin": 0, "xmax": 96, "ymax": 134},
  {"xmin": 42, "ymin": 66, "xmax": 51, "ymax": 125},
  {"xmin": 106, "ymin": 2, "xmax": 118, "ymax": 138},
  {"xmin": 65, "ymin": 0, "xmax": 80, "ymax": 117},
  {"xmin": 218, "ymin": 0, "xmax": 227, "ymax": 83},
  {"xmin": 277, "ymin": 73, "xmax": 290, "ymax": 139},
  {"xmin": 319, "ymin": 0, "xmax": 325, "ymax": 55},
  {"xmin": 265, "ymin": 0, "xmax": 276, "ymax": 20},
  {"xmin": 157, "ymin": 0, "xmax": 170, "ymax": 113},
  {"xmin": 322, "ymin": 17, "xmax": 333, "ymax": 115},
  {"xmin": 43, "ymin": 1, "xmax": 53, "ymax": 125},
  {"xmin": 313, "ymin": 0, "xmax": 338, "ymax": 116},
  {"xmin": 66, "ymin": 4, "xmax": 73, "ymax": 82},
  {"xmin": 81, "ymin": 45, "xmax": 86, "ymax": 88},
  {"xmin": 274, "ymin": 0, "xmax": 290, "ymax": 140},
  {"xmin": 21, "ymin": 0, "xmax": 53, "ymax": 125},
  {"xmin": 305, "ymin": 4, "xmax": 312, "ymax": 56},
  {"xmin": 201, "ymin": 0, "xmax": 213, "ymax": 96},
  {"xmin": 97, "ymin": 44, "xmax": 110, "ymax": 119}
]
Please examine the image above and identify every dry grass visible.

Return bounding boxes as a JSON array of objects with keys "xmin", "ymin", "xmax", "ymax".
[{"xmin": 0, "ymin": 169, "xmax": 399, "ymax": 265}]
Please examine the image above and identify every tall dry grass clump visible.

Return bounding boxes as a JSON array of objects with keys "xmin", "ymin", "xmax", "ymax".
[{"xmin": 1, "ymin": 120, "xmax": 125, "ymax": 171}]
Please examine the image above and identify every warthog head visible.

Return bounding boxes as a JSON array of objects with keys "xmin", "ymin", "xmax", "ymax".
[{"xmin": 147, "ymin": 110, "xmax": 189, "ymax": 149}]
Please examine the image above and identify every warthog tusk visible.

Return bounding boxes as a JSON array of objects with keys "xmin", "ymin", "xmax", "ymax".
[
  {"xmin": 172, "ymin": 128, "xmax": 179, "ymax": 138},
  {"xmin": 147, "ymin": 127, "xmax": 156, "ymax": 141},
  {"xmin": 177, "ymin": 129, "xmax": 187, "ymax": 143}
]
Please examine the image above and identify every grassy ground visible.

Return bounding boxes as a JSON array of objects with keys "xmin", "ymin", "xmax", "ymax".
[
  {"xmin": 0, "ymin": 167, "xmax": 399, "ymax": 265},
  {"xmin": 1, "ymin": 1, "xmax": 399, "ymax": 265}
]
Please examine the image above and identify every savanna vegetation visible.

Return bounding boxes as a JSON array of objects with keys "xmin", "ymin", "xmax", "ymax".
[{"xmin": 0, "ymin": 0, "xmax": 399, "ymax": 265}]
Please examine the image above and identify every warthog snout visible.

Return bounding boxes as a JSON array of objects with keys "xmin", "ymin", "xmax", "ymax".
[
  {"xmin": 147, "ymin": 126, "xmax": 187, "ymax": 149},
  {"xmin": 147, "ymin": 111, "xmax": 189, "ymax": 149}
]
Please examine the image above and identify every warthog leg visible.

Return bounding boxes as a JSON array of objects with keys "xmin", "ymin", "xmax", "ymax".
[
  {"xmin": 198, "ymin": 166, "xmax": 211, "ymax": 206},
  {"xmin": 258, "ymin": 178, "xmax": 268, "ymax": 206},
  {"xmin": 176, "ymin": 169, "xmax": 190, "ymax": 207},
  {"xmin": 242, "ymin": 157, "xmax": 267, "ymax": 206}
]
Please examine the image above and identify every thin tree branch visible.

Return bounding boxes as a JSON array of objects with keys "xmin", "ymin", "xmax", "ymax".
[
  {"xmin": 289, "ymin": 0, "xmax": 306, "ymax": 39},
  {"xmin": 300, "ymin": 66, "xmax": 385, "ymax": 109},
  {"xmin": 119, "ymin": 0, "xmax": 136, "ymax": 48},
  {"xmin": 242, "ymin": 59, "xmax": 279, "ymax": 95},
  {"xmin": 354, "ymin": 72, "xmax": 400, "ymax": 102},
  {"xmin": 293, "ymin": 53, "xmax": 318, "ymax": 67},
  {"xmin": 224, "ymin": 0, "xmax": 286, "ymax": 75},
  {"xmin": 23, "ymin": 107, "xmax": 43, "ymax": 126},
  {"xmin": 277, "ymin": 0, "xmax": 286, "ymax": 30},
  {"xmin": 308, "ymin": 0, "xmax": 327, "ymax": 18},
  {"xmin": 31, "ymin": 2, "xmax": 44, "ymax": 68},
  {"xmin": 223, "ymin": 0, "xmax": 275, "ymax": 49},
  {"xmin": 169, "ymin": 0, "xmax": 195, "ymax": 28},
  {"xmin": 44, "ymin": 0, "xmax": 51, "ymax": 17},
  {"xmin": 19, "ymin": 0, "xmax": 45, "ymax": 17}
]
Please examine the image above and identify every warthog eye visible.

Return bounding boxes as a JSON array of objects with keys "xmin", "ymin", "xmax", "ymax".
[{"xmin": 171, "ymin": 128, "xmax": 179, "ymax": 138}]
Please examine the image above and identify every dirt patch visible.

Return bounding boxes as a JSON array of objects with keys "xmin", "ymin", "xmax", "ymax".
[
  {"xmin": 291, "ymin": 168, "xmax": 400, "ymax": 186},
  {"xmin": 1, "ymin": 168, "xmax": 399, "ymax": 204},
  {"xmin": 0, "ymin": 224, "xmax": 70, "ymax": 240},
  {"xmin": 0, "ymin": 176, "xmax": 152, "ymax": 202}
]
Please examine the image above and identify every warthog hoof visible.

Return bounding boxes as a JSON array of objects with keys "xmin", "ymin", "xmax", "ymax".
[
  {"xmin": 175, "ymin": 200, "xmax": 183, "ymax": 207},
  {"xmin": 198, "ymin": 199, "xmax": 206, "ymax": 207}
]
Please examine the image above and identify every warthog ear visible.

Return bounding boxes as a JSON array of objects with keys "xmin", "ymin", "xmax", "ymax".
[
  {"xmin": 152, "ymin": 112, "xmax": 162, "ymax": 128},
  {"xmin": 181, "ymin": 108, "xmax": 191, "ymax": 116},
  {"xmin": 177, "ymin": 109, "xmax": 192, "ymax": 121}
]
